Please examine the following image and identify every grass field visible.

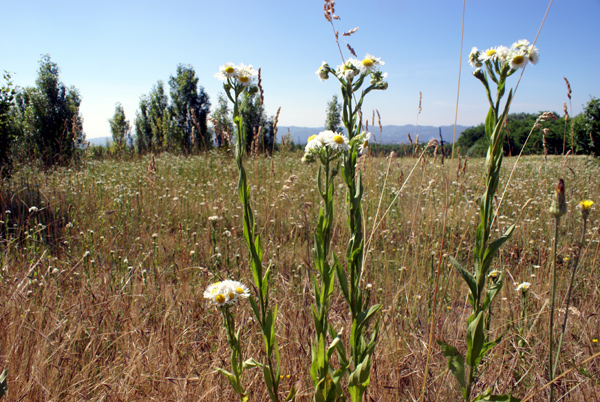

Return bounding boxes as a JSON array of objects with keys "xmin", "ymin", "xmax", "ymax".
[{"xmin": 1, "ymin": 151, "xmax": 599, "ymax": 401}]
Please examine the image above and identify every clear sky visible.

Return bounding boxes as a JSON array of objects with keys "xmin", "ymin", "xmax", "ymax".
[{"xmin": 2, "ymin": 0, "xmax": 599, "ymax": 139}]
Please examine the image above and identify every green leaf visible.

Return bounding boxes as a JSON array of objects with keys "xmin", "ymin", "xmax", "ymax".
[
  {"xmin": 474, "ymin": 332, "xmax": 504, "ymax": 368},
  {"xmin": 0, "ymin": 369, "xmax": 7, "ymax": 398},
  {"xmin": 437, "ymin": 340, "xmax": 466, "ymax": 391},
  {"xmin": 484, "ymin": 107, "xmax": 496, "ymax": 140},
  {"xmin": 448, "ymin": 256, "xmax": 478, "ymax": 301},
  {"xmin": 481, "ymin": 224, "xmax": 515, "ymax": 275},
  {"xmin": 285, "ymin": 385, "xmax": 298, "ymax": 401},
  {"xmin": 466, "ymin": 311, "xmax": 485, "ymax": 368},
  {"xmin": 334, "ymin": 257, "xmax": 349, "ymax": 303},
  {"xmin": 243, "ymin": 357, "xmax": 266, "ymax": 370}
]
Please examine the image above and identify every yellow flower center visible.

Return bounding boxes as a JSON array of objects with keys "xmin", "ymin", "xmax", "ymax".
[
  {"xmin": 512, "ymin": 55, "xmax": 525, "ymax": 65},
  {"xmin": 239, "ymin": 76, "xmax": 249, "ymax": 83},
  {"xmin": 228, "ymin": 292, "xmax": 235, "ymax": 301},
  {"xmin": 333, "ymin": 135, "xmax": 344, "ymax": 144},
  {"xmin": 486, "ymin": 49, "xmax": 497, "ymax": 57},
  {"xmin": 215, "ymin": 294, "xmax": 226, "ymax": 304},
  {"xmin": 362, "ymin": 58, "xmax": 374, "ymax": 67},
  {"xmin": 235, "ymin": 287, "xmax": 244, "ymax": 294},
  {"xmin": 225, "ymin": 66, "xmax": 235, "ymax": 74},
  {"xmin": 308, "ymin": 134, "xmax": 317, "ymax": 142},
  {"xmin": 211, "ymin": 288, "xmax": 219, "ymax": 294}
]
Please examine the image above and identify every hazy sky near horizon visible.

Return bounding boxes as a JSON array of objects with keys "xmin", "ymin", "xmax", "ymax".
[{"xmin": 3, "ymin": 0, "xmax": 599, "ymax": 140}]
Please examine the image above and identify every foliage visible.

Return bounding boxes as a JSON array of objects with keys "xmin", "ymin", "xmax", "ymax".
[
  {"xmin": 0, "ymin": 72, "xmax": 17, "ymax": 178},
  {"xmin": 324, "ymin": 95, "xmax": 343, "ymax": 133},
  {"xmin": 212, "ymin": 93, "xmax": 234, "ymax": 149},
  {"xmin": 573, "ymin": 97, "xmax": 600, "ymax": 156},
  {"xmin": 10, "ymin": 55, "xmax": 85, "ymax": 168},
  {"xmin": 168, "ymin": 64, "xmax": 211, "ymax": 152},
  {"xmin": 135, "ymin": 81, "xmax": 169, "ymax": 153},
  {"xmin": 108, "ymin": 103, "xmax": 131, "ymax": 152},
  {"xmin": 239, "ymin": 92, "xmax": 276, "ymax": 154},
  {"xmin": 457, "ymin": 112, "xmax": 566, "ymax": 157}
]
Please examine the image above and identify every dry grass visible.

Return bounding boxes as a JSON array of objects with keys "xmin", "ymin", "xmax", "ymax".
[{"xmin": 1, "ymin": 152, "xmax": 599, "ymax": 401}]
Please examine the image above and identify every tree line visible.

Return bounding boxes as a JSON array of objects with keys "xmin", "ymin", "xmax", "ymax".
[
  {"xmin": 0, "ymin": 55, "xmax": 278, "ymax": 175},
  {"xmin": 1, "ymin": 55, "xmax": 600, "ymax": 178}
]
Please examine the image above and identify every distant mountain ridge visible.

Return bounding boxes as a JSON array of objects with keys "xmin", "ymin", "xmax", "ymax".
[
  {"xmin": 85, "ymin": 124, "xmax": 471, "ymax": 146},
  {"xmin": 278, "ymin": 124, "xmax": 470, "ymax": 145}
]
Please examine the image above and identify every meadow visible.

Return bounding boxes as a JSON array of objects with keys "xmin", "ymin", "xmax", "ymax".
[{"xmin": 0, "ymin": 150, "xmax": 598, "ymax": 401}]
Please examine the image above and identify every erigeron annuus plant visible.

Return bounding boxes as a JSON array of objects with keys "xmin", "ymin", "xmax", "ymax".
[
  {"xmin": 215, "ymin": 63, "xmax": 293, "ymax": 402},
  {"xmin": 309, "ymin": 51, "xmax": 387, "ymax": 401},
  {"xmin": 204, "ymin": 280, "xmax": 251, "ymax": 401},
  {"xmin": 438, "ymin": 40, "xmax": 539, "ymax": 402}
]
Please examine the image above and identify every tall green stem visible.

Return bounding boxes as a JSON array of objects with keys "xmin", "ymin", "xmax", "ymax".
[{"xmin": 548, "ymin": 217, "xmax": 559, "ymax": 402}]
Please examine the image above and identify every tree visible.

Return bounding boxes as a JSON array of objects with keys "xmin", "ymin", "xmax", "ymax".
[
  {"xmin": 135, "ymin": 81, "xmax": 169, "ymax": 153},
  {"xmin": 11, "ymin": 55, "xmax": 84, "ymax": 167},
  {"xmin": 573, "ymin": 97, "xmax": 600, "ymax": 156},
  {"xmin": 211, "ymin": 93, "xmax": 234, "ymax": 149},
  {"xmin": 0, "ymin": 72, "xmax": 17, "ymax": 177},
  {"xmin": 324, "ymin": 94, "xmax": 343, "ymax": 133},
  {"xmin": 168, "ymin": 64, "xmax": 211, "ymax": 152},
  {"xmin": 108, "ymin": 103, "xmax": 131, "ymax": 152},
  {"xmin": 238, "ymin": 91, "xmax": 276, "ymax": 154}
]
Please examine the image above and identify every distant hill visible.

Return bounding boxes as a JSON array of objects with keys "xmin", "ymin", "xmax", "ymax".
[
  {"xmin": 84, "ymin": 125, "xmax": 471, "ymax": 147},
  {"xmin": 86, "ymin": 136, "xmax": 111, "ymax": 146},
  {"xmin": 278, "ymin": 125, "xmax": 470, "ymax": 145}
]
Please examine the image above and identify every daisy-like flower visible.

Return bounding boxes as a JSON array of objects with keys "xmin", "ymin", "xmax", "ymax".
[
  {"xmin": 356, "ymin": 131, "xmax": 372, "ymax": 154},
  {"xmin": 305, "ymin": 134, "xmax": 323, "ymax": 154},
  {"xmin": 516, "ymin": 282, "xmax": 531, "ymax": 293},
  {"xmin": 215, "ymin": 63, "xmax": 237, "ymax": 81},
  {"xmin": 495, "ymin": 45, "xmax": 512, "ymax": 68},
  {"xmin": 488, "ymin": 269, "xmax": 501, "ymax": 283},
  {"xmin": 509, "ymin": 50, "xmax": 528, "ymax": 70},
  {"xmin": 480, "ymin": 47, "xmax": 498, "ymax": 62},
  {"xmin": 235, "ymin": 64, "xmax": 256, "ymax": 87},
  {"xmin": 337, "ymin": 62, "xmax": 358, "ymax": 80},
  {"xmin": 468, "ymin": 47, "xmax": 482, "ymax": 68},
  {"xmin": 316, "ymin": 62, "xmax": 330, "ymax": 81},
  {"xmin": 527, "ymin": 45, "xmax": 540, "ymax": 65},
  {"xmin": 359, "ymin": 53, "xmax": 384, "ymax": 74},
  {"xmin": 204, "ymin": 280, "xmax": 249, "ymax": 307},
  {"xmin": 324, "ymin": 132, "xmax": 349, "ymax": 152},
  {"xmin": 512, "ymin": 39, "xmax": 530, "ymax": 50}
]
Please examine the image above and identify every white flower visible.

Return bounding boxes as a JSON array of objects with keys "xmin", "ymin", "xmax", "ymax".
[
  {"xmin": 316, "ymin": 62, "xmax": 329, "ymax": 81},
  {"xmin": 516, "ymin": 282, "xmax": 531, "ymax": 292},
  {"xmin": 509, "ymin": 50, "xmax": 528, "ymax": 70},
  {"xmin": 480, "ymin": 47, "xmax": 498, "ymax": 62},
  {"xmin": 214, "ymin": 62, "xmax": 237, "ymax": 81},
  {"xmin": 324, "ymin": 132, "xmax": 349, "ymax": 152},
  {"xmin": 29, "ymin": 206, "xmax": 39, "ymax": 213},
  {"xmin": 512, "ymin": 39, "xmax": 530, "ymax": 49},
  {"xmin": 336, "ymin": 62, "xmax": 358, "ymax": 80},
  {"xmin": 468, "ymin": 47, "xmax": 482, "ymax": 68},
  {"xmin": 208, "ymin": 215, "xmax": 219, "ymax": 221},
  {"xmin": 204, "ymin": 280, "xmax": 250, "ymax": 307},
  {"xmin": 357, "ymin": 131, "xmax": 373, "ymax": 154},
  {"xmin": 359, "ymin": 54, "xmax": 384, "ymax": 74},
  {"xmin": 496, "ymin": 46, "xmax": 512, "ymax": 67},
  {"xmin": 235, "ymin": 64, "xmax": 256, "ymax": 87},
  {"xmin": 527, "ymin": 45, "xmax": 540, "ymax": 65}
]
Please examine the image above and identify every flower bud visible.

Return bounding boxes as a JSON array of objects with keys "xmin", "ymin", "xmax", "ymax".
[{"xmin": 549, "ymin": 178, "xmax": 567, "ymax": 219}]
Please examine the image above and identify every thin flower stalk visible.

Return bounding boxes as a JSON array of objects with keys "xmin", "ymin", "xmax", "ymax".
[
  {"xmin": 216, "ymin": 63, "xmax": 291, "ymax": 402},
  {"xmin": 439, "ymin": 40, "xmax": 539, "ymax": 402},
  {"xmin": 315, "ymin": 55, "xmax": 387, "ymax": 401}
]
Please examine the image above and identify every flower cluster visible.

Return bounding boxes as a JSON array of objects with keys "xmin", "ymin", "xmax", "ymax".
[
  {"xmin": 204, "ymin": 280, "xmax": 251, "ymax": 307},
  {"xmin": 301, "ymin": 130, "xmax": 372, "ymax": 164},
  {"xmin": 469, "ymin": 40, "xmax": 539, "ymax": 72},
  {"xmin": 215, "ymin": 63, "xmax": 257, "ymax": 88},
  {"xmin": 316, "ymin": 54, "xmax": 387, "ymax": 88}
]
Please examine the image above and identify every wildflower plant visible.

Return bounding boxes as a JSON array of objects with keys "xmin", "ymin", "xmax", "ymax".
[
  {"xmin": 215, "ymin": 63, "xmax": 291, "ymax": 402},
  {"xmin": 307, "ymin": 48, "xmax": 387, "ymax": 400},
  {"xmin": 204, "ymin": 280, "xmax": 250, "ymax": 401},
  {"xmin": 438, "ymin": 40, "xmax": 539, "ymax": 402}
]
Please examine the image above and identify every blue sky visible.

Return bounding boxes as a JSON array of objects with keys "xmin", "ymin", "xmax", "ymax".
[{"xmin": 2, "ymin": 0, "xmax": 599, "ymax": 140}]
